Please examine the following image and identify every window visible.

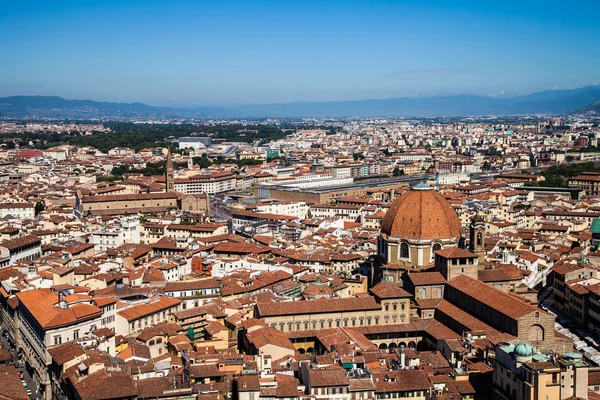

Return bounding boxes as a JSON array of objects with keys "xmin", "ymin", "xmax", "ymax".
[
  {"xmin": 73, "ymin": 330, "xmax": 79, "ymax": 340},
  {"xmin": 54, "ymin": 335, "xmax": 62, "ymax": 345},
  {"xmin": 400, "ymin": 243, "xmax": 409, "ymax": 259},
  {"xmin": 477, "ymin": 232, "xmax": 483, "ymax": 246}
]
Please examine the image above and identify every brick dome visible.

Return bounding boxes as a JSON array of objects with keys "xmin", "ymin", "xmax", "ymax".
[{"xmin": 381, "ymin": 185, "xmax": 461, "ymax": 240}]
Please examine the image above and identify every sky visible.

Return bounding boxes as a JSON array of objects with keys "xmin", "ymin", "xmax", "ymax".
[{"xmin": 0, "ymin": 0, "xmax": 599, "ymax": 106}]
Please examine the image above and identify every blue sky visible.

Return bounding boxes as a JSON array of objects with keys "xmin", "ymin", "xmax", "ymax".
[{"xmin": 0, "ymin": 0, "xmax": 599, "ymax": 106}]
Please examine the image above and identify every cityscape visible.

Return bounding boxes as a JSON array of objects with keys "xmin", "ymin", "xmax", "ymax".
[{"xmin": 2, "ymin": 1, "xmax": 600, "ymax": 400}]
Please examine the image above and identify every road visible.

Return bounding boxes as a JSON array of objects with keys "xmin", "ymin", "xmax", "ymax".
[{"xmin": 210, "ymin": 202, "xmax": 232, "ymax": 222}]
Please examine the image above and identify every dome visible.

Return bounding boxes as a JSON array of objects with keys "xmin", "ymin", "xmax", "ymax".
[
  {"xmin": 381, "ymin": 185, "xmax": 461, "ymax": 240},
  {"xmin": 514, "ymin": 342, "xmax": 534, "ymax": 357}
]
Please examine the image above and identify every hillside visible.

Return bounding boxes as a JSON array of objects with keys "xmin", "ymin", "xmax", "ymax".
[
  {"xmin": 2, "ymin": 85, "xmax": 600, "ymax": 119},
  {"xmin": 576, "ymin": 100, "xmax": 600, "ymax": 114}
]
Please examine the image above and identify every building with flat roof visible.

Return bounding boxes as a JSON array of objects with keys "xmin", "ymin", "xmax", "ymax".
[{"xmin": 177, "ymin": 136, "xmax": 212, "ymax": 151}]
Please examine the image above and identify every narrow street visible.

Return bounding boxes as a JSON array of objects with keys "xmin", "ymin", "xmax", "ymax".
[{"xmin": 1, "ymin": 328, "xmax": 39, "ymax": 399}]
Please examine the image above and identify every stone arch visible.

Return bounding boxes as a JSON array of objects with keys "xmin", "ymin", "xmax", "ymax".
[
  {"xmin": 307, "ymin": 347, "xmax": 314, "ymax": 354},
  {"xmin": 399, "ymin": 342, "xmax": 407, "ymax": 348},
  {"xmin": 389, "ymin": 342, "xmax": 397, "ymax": 349},
  {"xmin": 379, "ymin": 343, "xmax": 388, "ymax": 350},
  {"xmin": 408, "ymin": 341, "xmax": 416, "ymax": 349},
  {"xmin": 528, "ymin": 324, "xmax": 545, "ymax": 342},
  {"xmin": 298, "ymin": 348, "xmax": 305, "ymax": 354}
]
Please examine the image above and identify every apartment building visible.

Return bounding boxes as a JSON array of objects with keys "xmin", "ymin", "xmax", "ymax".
[
  {"xmin": 255, "ymin": 283, "xmax": 410, "ymax": 333},
  {"xmin": 494, "ymin": 342, "xmax": 590, "ymax": 400},
  {"xmin": 115, "ymin": 296, "xmax": 181, "ymax": 336},
  {"xmin": 0, "ymin": 202, "xmax": 35, "ymax": 219},
  {"xmin": 15, "ymin": 289, "xmax": 104, "ymax": 398},
  {"xmin": 172, "ymin": 171, "xmax": 240, "ymax": 194},
  {"xmin": 0, "ymin": 234, "xmax": 42, "ymax": 267}
]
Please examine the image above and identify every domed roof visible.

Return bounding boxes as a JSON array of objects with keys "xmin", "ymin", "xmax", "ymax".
[
  {"xmin": 514, "ymin": 342, "xmax": 534, "ymax": 357},
  {"xmin": 381, "ymin": 186, "xmax": 461, "ymax": 240}
]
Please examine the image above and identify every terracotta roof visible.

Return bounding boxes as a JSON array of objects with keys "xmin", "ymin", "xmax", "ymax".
[
  {"xmin": 434, "ymin": 247, "xmax": 478, "ymax": 259},
  {"xmin": 117, "ymin": 297, "xmax": 181, "ymax": 322},
  {"xmin": 370, "ymin": 282, "xmax": 411, "ymax": 299},
  {"xmin": 246, "ymin": 326, "xmax": 296, "ymax": 351},
  {"xmin": 16, "ymin": 289, "xmax": 102, "ymax": 329},
  {"xmin": 81, "ymin": 192, "xmax": 179, "ymax": 203},
  {"xmin": 372, "ymin": 370, "xmax": 433, "ymax": 393},
  {"xmin": 256, "ymin": 297, "xmax": 381, "ymax": 318},
  {"xmin": 381, "ymin": 188, "xmax": 461, "ymax": 240},
  {"xmin": 0, "ymin": 234, "xmax": 41, "ymax": 251},
  {"xmin": 0, "ymin": 365, "xmax": 29, "ymax": 400},
  {"xmin": 71, "ymin": 369, "xmax": 137, "ymax": 400},
  {"xmin": 478, "ymin": 265, "xmax": 523, "ymax": 282},
  {"xmin": 164, "ymin": 278, "xmax": 219, "ymax": 292},
  {"xmin": 406, "ymin": 272, "xmax": 446, "ymax": 286},
  {"xmin": 307, "ymin": 368, "xmax": 349, "ymax": 387},
  {"xmin": 447, "ymin": 275, "xmax": 548, "ymax": 320},
  {"xmin": 47, "ymin": 342, "xmax": 86, "ymax": 366}
]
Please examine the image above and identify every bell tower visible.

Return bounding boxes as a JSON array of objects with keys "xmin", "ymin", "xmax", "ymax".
[
  {"xmin": 469, "ymin": 212, "xmax": 486, "ymax": 262},
  {"xmin": 165, "ymin": 149, "xmax": 175, "ymax": 193}
]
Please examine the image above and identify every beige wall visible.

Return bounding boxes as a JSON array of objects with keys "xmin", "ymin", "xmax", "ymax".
[{"xmin": 261, "ymin": 303, "xmax": 409, "ymax": 333}]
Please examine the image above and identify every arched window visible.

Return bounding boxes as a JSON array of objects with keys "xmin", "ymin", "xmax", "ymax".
[
  {"xmin": 477, "ymin": 232, "xmax": 483, "ymax": 246},
  {"xmin": 400, "ymin": 243, "xmax": 409, "ymax": 259},
  {"xmin": 432, "ymin": 243, "xmax": 442, "ymax": 253}
]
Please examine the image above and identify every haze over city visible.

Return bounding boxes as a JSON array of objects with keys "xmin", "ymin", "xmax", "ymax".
[{"xmin": 1, "ymin": 0, "xmax": 599, "ymax": 106}]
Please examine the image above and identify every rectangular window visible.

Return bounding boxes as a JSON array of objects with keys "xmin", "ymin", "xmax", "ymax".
[
  {"xmin": 73, "ymin": 330, "xmax": 79, "ymax": 340},
  {"xmin": 54, "ymin": 335, "xmax": 61, "ymax": 345}
]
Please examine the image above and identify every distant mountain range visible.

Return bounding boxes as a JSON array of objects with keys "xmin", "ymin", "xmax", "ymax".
[
  {"xmin": 576, "ymin": 100, "xmax": 600, "ymax": 115},
  {"xmin": 2, "ymin": 85, "xmax": 600, "ymax": 119}
]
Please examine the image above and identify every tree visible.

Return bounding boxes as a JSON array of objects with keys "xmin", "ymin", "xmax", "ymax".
[
  {"xmin": 393, "ymin": 167, "xmax": 404, "ymax": 176},
  {"xmin": 34, "ymin": 201, "xmax": 45, "ymax": 216}
]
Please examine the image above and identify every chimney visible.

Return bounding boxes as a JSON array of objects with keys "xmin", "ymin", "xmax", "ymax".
[{"xmin": 400, "ymin": 347, "xmax": 406, "ymax": 369}]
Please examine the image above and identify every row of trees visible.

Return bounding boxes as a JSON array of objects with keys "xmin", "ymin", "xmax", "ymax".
[
  {"xmin": 532, "ymin": 161, "xmax": 600, "ymax": 187},
  {"xmin": 0, "ymin": 122, "xmax": 343, "ymax": 153}
]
